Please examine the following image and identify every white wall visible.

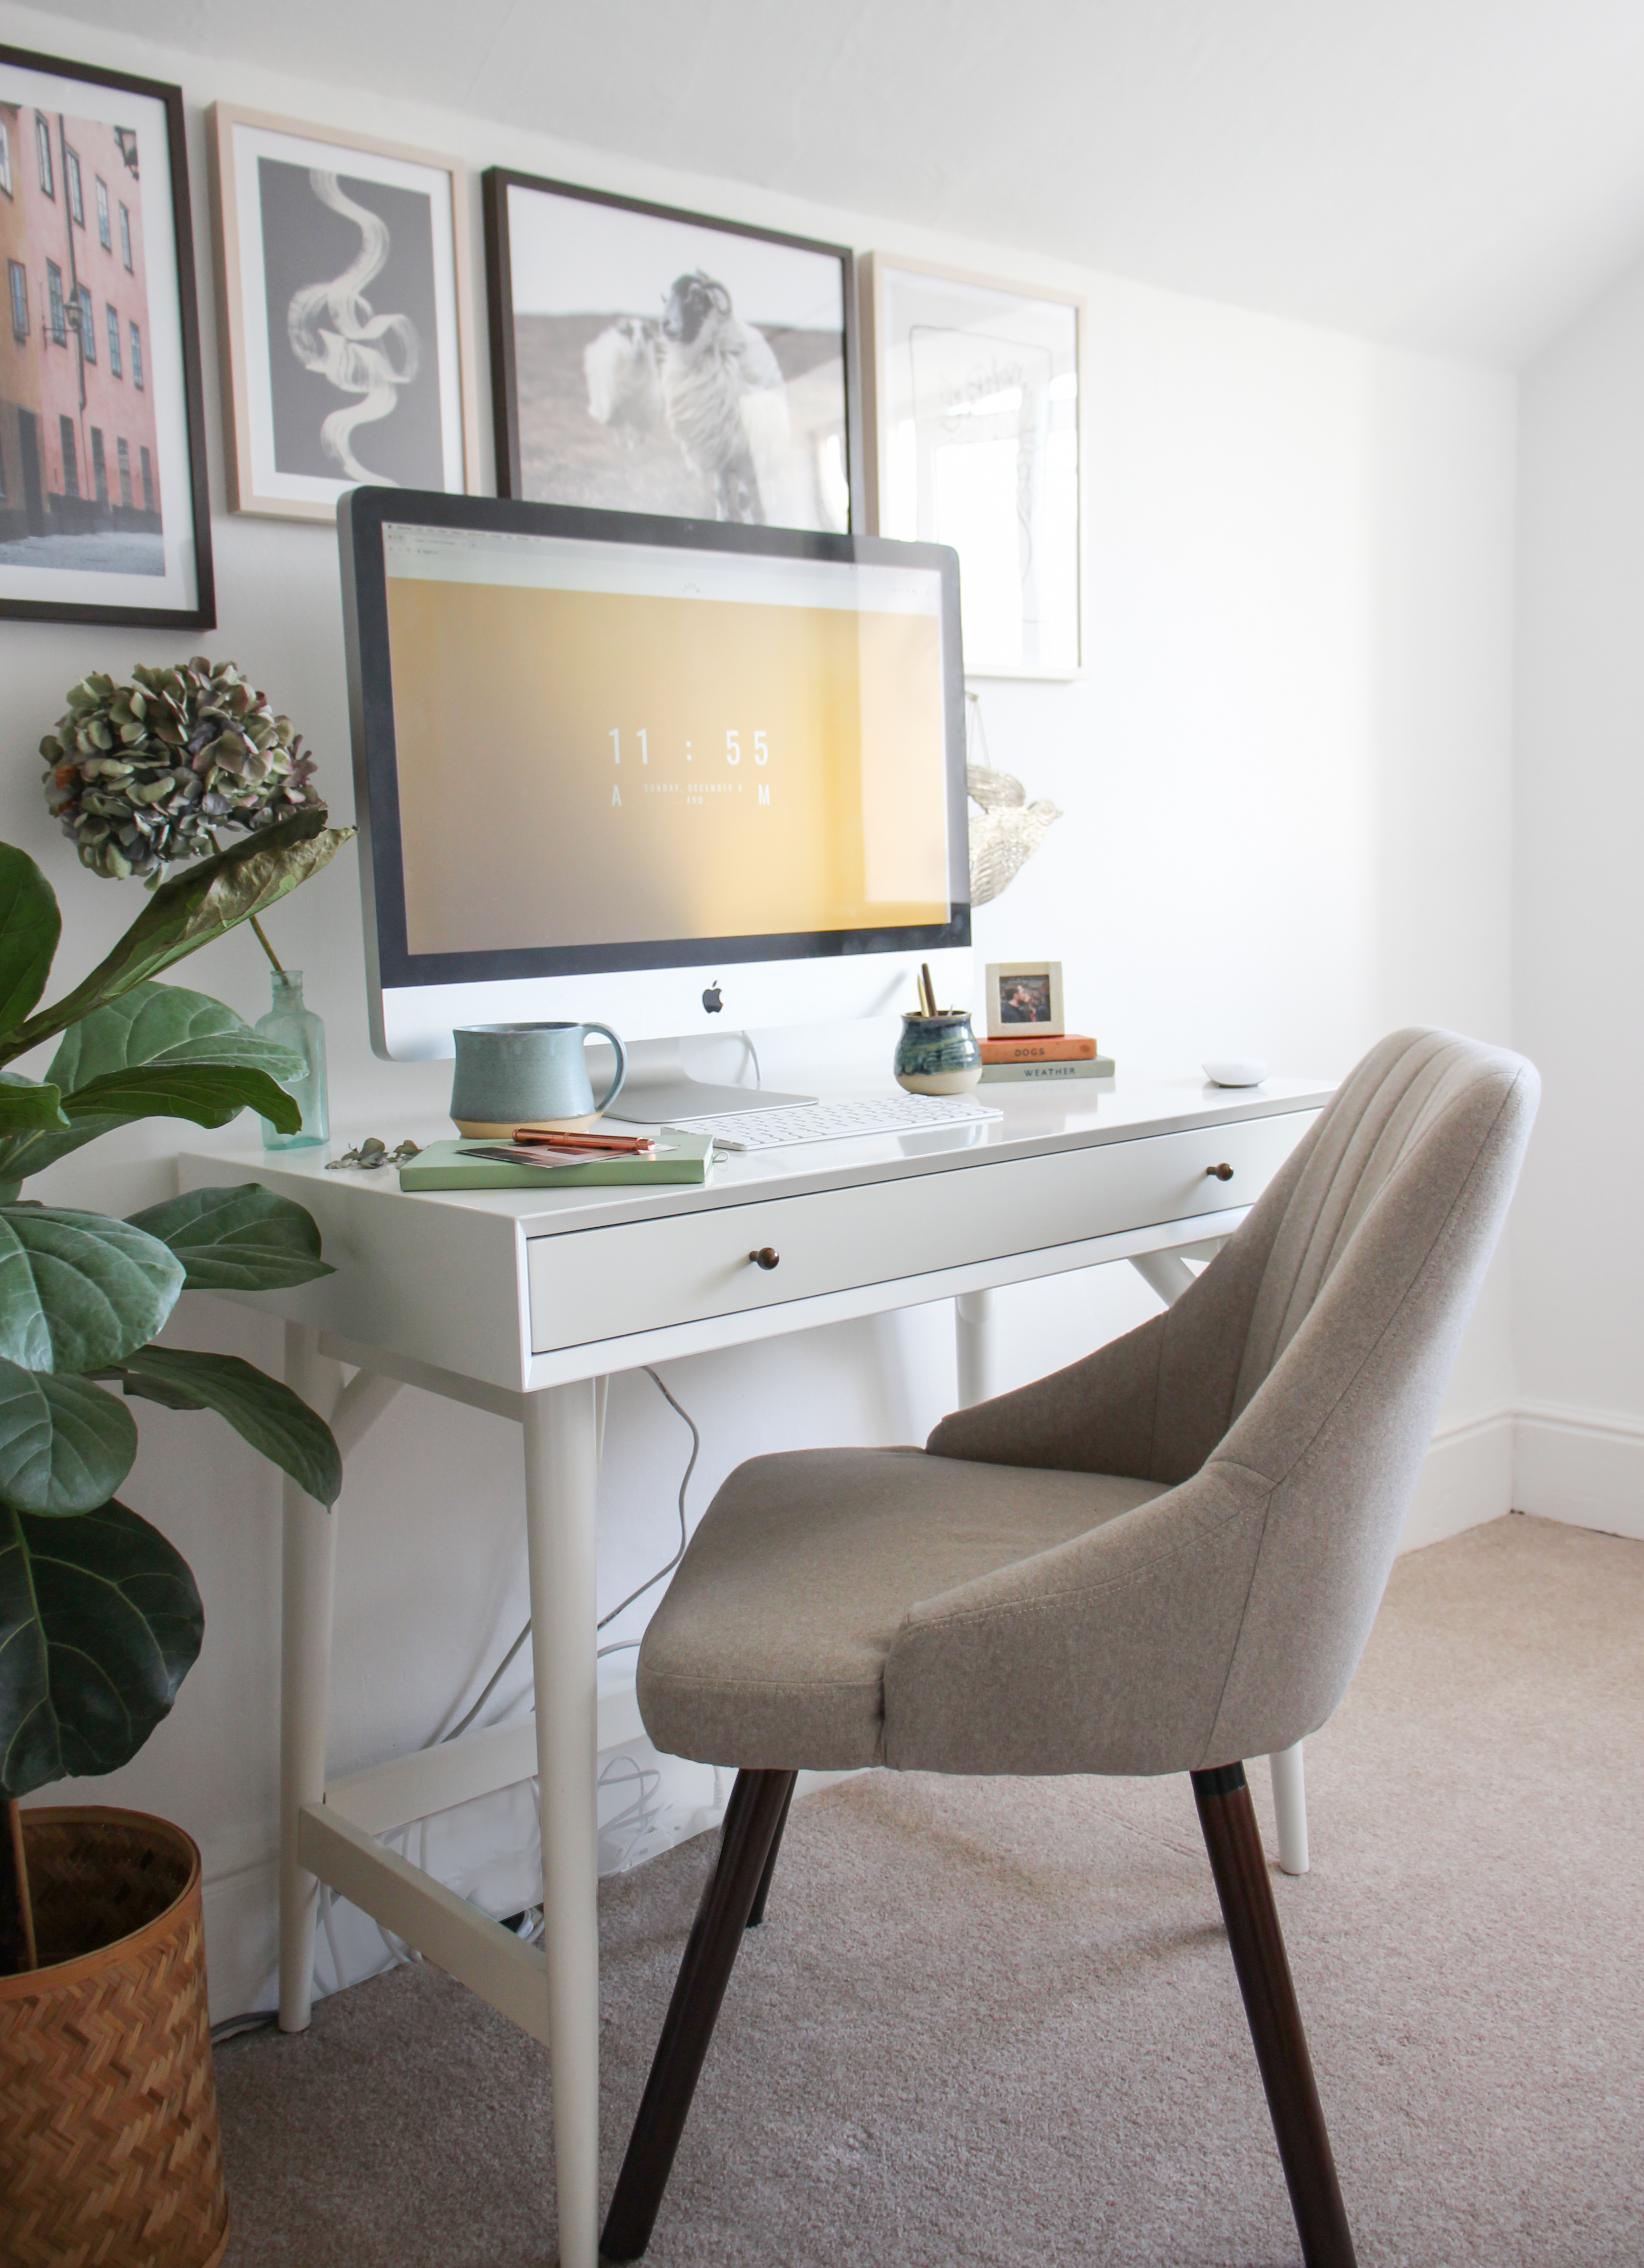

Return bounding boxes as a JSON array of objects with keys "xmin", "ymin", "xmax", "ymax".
[
  {"xmin": 5, "ymin": 2, "xmax": 1518, "ymax": 2012},
  {"xmin": 1512, "ymin": 250, "xmax": 1644, "ymax": 1538}
]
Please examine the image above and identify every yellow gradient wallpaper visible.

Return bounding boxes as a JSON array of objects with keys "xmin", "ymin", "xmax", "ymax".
[{"xmin": 383, "ymin": 579, "xmax": 949, "ymax": 956}]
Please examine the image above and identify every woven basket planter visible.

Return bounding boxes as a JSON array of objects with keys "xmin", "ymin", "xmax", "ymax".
[{"xmin": 0, "ymin": 1807, "xmax": 229, "ymax": 2268}]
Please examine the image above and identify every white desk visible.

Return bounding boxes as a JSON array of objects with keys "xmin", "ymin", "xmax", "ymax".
[{"xmin": 179, "ymin": 1071, "xmax": 1329, "ymax": 2268}]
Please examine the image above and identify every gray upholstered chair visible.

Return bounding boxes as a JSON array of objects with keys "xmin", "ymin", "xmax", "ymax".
[{"xmin": 600, "ymin": 1029, "xmax": 1538, "ymax": 2268}]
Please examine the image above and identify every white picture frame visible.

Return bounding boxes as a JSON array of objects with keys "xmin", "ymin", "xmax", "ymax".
[
  {"xmin": 862, "ymin": 254, "xmax": 1084, "ymax": 679},
  {"xmin": 208, "ymin": 104, "xmax": 480, "ymax": 521},
  {"xmin": 984, "ymin": 959, "xmax": 1065, "ymax": 1038}
]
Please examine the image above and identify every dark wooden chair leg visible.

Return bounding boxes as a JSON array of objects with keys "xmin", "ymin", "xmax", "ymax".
[
  {"xmin": 744, "ymin": 1774, "xmax": 795, "ymax": 1928},
  {"xmin": 601, "ymin": 1767, "xmax": 797, "ymax": 2263},
  {"xmin": 1191, "ymin": 1763, "xmax": 1358, "ymax": 2268}
]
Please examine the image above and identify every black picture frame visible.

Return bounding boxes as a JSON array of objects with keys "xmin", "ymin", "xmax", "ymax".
[
  {"xmin": 483, "ymin": 167, "xmax": 863, "ymax": 535},
  {"xmin": 0, "ymin": 43, "xmax": 214, "ymax": 627}
]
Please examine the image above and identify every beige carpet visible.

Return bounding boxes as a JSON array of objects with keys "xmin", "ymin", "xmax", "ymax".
[{"xmin": 214, "ymin": 1515, "xmax": 1644, "ymax": 2266}]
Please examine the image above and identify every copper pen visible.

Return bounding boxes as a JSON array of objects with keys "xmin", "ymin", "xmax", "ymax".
[{"xmin": 511, "ymin": 1127, "xmax": 657, "ymax": 1154}]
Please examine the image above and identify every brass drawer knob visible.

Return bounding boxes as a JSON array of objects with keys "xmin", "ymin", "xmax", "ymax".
[
  {"xmin": 750, "ymin": 1247, "xmax": 781, "ymax": 1270},
  {"xmin": 1206, "ymin": 1163, "xmax": 1234, "ymax": 1182}
]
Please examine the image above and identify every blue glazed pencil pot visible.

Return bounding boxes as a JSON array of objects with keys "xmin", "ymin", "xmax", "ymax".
[{"xmin": 894, "ymin": 1009, "xmax": 982, "ymax": 1096}]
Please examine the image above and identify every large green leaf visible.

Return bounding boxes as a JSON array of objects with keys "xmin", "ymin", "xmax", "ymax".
[
  {"xmin": 0, "ymin": 983, "xmax": 306, "ymax": 1185},
  {"xmin": 63, "ymin": 1062, "xmax": 302, "ymax": 1134},
  {"xmin": 46, "ymin": 982, "xmax": 304, "ymax": 1095},
  {"xmin": 111, "ymin": 1346, "xmax": 341, "ymax": 1506},
  {"xmin": 0, "ymin": 1208, "xmax": 184, "ymax": 1372},
  {"xmin": 0, "ymin": 1359, "xmax": 137, "ymax": 1514},
  {"xmin": 0, "ymin": 813, "xmax": 353, "ymax": 1067},
  {"xmin": 127, "ymin": 1183, "xmax": 333, "ymax": 1291},
  {"xmin": 0, "ymin": 1498, "xmax": 202, "ymax": 1798},
  {"xmin": 0, "ymin": 845, "xmax": 60, "ymax": 1040},
  {"xmin": 0, "ymin": 1076, "xmax": 69, "ymax": 1133}
]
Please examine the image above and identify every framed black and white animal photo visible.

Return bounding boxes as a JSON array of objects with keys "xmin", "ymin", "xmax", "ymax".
[
  {"xmin": 209, "ymin": 105, "xmax": 480, "ymax": 520},
  {"xmin": 0, "ymin": 42, "xmax": 214, "ymax": 626},
  {"xmin": 484, "ymin": 170, "xmax": 861, "ymax": 532}
]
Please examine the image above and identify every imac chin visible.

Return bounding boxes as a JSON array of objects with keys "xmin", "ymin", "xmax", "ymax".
[{"xmin": 340, "ymin": 493, "xmax": 971, "ymax": 1118}]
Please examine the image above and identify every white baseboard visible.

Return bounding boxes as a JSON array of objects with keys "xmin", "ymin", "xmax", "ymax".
[
  {"xmin": 1514, "ymin": 1401, "xmax": 1644, "ymax": 1541},
  {"xmin": 1397, "ymin": 1407, "xmax": 1514, "ymax": 1553}
]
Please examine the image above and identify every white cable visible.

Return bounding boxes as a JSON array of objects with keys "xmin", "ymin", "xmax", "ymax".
[{"xmin": 741, "ymin": 1030, "xmax": 763, "ymax": 1089}]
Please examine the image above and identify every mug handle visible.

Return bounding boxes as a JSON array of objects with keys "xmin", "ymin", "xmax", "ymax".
[{"xmin": 585, "ymin": 1023, "xmax": 627, "ymax": 1114}]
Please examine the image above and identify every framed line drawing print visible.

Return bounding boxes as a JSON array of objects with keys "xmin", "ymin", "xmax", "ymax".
[
  {"xmin": 0, "ymin": 43, "xmax": 213, "ymax": 626},
  {"xmin": 863, "ymin": 255, "xmax": 1083, "ymax": 678},
  {"xmin": 484, "ymin": 169, "xmax": 861, "ymax": 532},
  {"xmin": 209, "ymin": 105, "xmax": 480, "ymax": 520}
]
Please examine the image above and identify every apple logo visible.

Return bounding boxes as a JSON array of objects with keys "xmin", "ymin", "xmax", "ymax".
[{"xmin": 702, "ymin": 984, "xmax": 724, "ymax": 1014}]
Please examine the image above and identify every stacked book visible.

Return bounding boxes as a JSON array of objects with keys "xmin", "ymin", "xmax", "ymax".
[{"xmin": 979, "ymin": 1034, "xmax": 1115, "ymax": 1084}]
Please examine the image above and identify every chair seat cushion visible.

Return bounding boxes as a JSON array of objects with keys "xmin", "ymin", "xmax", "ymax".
[{"xmin": 636, "ymin": 1447, "xmax": 1167, "ymax": 1770}]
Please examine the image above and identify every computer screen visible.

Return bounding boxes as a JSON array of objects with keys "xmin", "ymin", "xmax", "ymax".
[{"xmin": 340, "ymin": 491, "xmax": 970, "ymax": 1063}]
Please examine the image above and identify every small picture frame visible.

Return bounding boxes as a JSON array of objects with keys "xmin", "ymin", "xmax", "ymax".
[
  {"xmin": 208, "ymin": 103, "xmax": 480, "ymax": 520},
  {"xmin": 0, "ymin": 42, "xmax": 214, "ymax": 625},
  {"xmin": 985, "ymin": 960, "xmax": 1065, "ymax": 1038}
]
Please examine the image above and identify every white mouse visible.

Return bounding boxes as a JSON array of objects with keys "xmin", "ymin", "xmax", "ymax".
[{"xmin": 1204, "ymin": 1058, "xmax": 1269, "ymax": 1088}]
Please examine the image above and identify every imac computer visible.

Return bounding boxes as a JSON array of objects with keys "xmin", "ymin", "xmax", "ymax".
[{"xmin": 338, "ymin": 489, "xmax": 971, "ymax": 1122}]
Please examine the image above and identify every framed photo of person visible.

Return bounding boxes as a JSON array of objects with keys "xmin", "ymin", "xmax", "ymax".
[
  {"xmin": 0, "ymin": 43, "xmax": 214, "ymax": 626},
  {"xmin": 209, "ymin": 104, "xmax": 481, "ymax": 520},
  {"xmin": 985, "ymin": 959, "xmax": 1066, "ymax": 1038},
  {"xmin": 862, "ymin": 254, "xmax": 1084, "ymax": 678},
  {"xmin": 483, "ymin": 168, "xmax": 862, "ymax": 532}
]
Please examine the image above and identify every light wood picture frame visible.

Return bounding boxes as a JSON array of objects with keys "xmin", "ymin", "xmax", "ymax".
[
  {"xmin": 0, "ymin": 42, "xmax": 214, "ymax": 625},
  {"xmin": 862, "ymin": 253, "xmax": 1084, "ymax": 679},
  {"xmin": 209, "ymin": 104, "xmax": 480, "ymax": 520},
  {"xmin": 984, "ymin": 959, "xmax": 1066, "ymax": 1038}
]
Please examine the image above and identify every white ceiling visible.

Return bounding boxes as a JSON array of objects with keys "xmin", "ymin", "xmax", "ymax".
[{"xmin": 53, "ymin": 0, "xmax": 1644, "ymax": 362}]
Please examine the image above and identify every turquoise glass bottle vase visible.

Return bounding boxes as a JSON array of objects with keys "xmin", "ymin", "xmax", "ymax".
[{"xmin": 255, "ymin": 968, "xmax": 329, "ymax": 1149}]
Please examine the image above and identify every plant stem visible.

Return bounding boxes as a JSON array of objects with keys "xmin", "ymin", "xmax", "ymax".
[
  {"xmin": 0, "ymin": 1797, "xmax": 36, "ymax": 1975},
  {"xmin": 207, "ymin": 830, "xmax": 284, "ymax": 972},
  {"xmin": 247, "ymin": 913, "xmax": 285, "ymax": 974}
]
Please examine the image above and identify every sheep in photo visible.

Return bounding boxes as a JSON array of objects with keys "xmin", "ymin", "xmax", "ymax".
[
  {"xmin": 658, "ymin": 271, "xmax": 791, "ymax": 522},
  {"xmin": 583, "ymin": 316, "xmax": 662, "ymax": 446}
]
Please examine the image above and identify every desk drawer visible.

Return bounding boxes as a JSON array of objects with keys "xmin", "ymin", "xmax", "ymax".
[{"xmin": 526, "ymin": 1112, "xmax": 1316, "ymax": 1353}]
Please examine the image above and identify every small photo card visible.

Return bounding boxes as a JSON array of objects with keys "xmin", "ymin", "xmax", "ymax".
[{"xmin": 985, "ymin": 960, "xmax": 1065, "ymax": 1038}]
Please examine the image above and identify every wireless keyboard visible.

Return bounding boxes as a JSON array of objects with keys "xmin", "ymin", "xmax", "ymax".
[{"xmin": 663, "ymin": 1094, "xmax": 1003, "ymax": 1152}]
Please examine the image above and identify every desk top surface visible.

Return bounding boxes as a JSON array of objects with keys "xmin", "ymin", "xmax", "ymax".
[{"xmin": 180, "ymin": 1071, "xmax": 1336, "ymax": 1240}]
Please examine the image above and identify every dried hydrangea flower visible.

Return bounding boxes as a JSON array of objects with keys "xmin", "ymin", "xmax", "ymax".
[{"xmin": 40, "ymin": 656, "xmax": 321, "ymax": 882}]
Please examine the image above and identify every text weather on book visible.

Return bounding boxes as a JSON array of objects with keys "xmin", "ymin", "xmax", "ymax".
[{"xmin": 381, "ymin": 524, "xmax": 951, "ymax": 959}]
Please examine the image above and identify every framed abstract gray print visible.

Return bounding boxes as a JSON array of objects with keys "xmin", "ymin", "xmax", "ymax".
[
  {"xmin": 483, "ymin": 168, "xmax": 862, "ymax": 532},
  {"xmin": 209, "ymin": 106, "xmax": 480, "ymax": 520},
  {"xmin": 863, "ymin": 256, "xmax": 1084, "ymax": 678},
  {"xmin": 0, "ymin": 43, "xmax": 213, "ymax": 626}
]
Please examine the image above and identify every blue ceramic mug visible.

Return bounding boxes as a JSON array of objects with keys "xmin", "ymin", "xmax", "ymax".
[{"xmin": 450, "ymin": 1021, "xmax": 628, "ymax": 1135}]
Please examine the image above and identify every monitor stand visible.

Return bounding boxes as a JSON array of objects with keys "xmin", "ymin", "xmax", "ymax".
[{"xmin": 601, "ymin": 1037, "xmax": 815, "ymax": 1124}]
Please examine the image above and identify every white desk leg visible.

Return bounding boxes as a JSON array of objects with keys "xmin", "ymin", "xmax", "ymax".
[
  {"xmin": 955, "ymin": 1288, "xmax": 1000, "ymax": 1408},
  {"xmin": 278, "ymin": 1322, "xmax": 343, "ymax": 2033},
  {"xmin": 1269, "ymin": 1740, "xmax": 1310, "ymax": 1876},
  {"xmin": 523, "ymin": 1382, "xmax": 602, "ymax": 2268},
  {"xmin": 1130, "ymin": 1249, "xmax": 1197, "ymax": 1308}
]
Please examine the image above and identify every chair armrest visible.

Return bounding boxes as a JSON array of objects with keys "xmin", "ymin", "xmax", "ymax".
[
  {"xmin": 926, "ymin": 1310, "xmax": 1167, "ymax": 1478},
  {"xmin": 883, "ymin": 1457, "xmax": 1277, "ymax": 1779}
]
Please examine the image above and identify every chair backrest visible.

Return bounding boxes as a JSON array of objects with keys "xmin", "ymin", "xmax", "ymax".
[{"xmin": 897, "ymin": 1029, "xmax": 1538, "ymax": 1775}]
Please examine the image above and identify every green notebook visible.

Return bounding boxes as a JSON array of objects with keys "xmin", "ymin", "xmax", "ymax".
[{"xmin": 399, "ymin": 1133, "xmax": 716, "ymax": 1192}]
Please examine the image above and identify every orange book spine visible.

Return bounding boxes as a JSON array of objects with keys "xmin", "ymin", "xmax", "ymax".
[{"xmin": 979, "ymin": 1033, "xmax": 1097, "ymax": 1064}]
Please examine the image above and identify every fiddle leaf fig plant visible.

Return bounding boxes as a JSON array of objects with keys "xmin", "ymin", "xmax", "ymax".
[{"xmin": 0, "ymin": 818, "xmax": 352, "ymax": 1971}]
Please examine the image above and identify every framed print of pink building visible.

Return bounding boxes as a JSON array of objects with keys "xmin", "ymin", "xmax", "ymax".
[{"xmin": 0, "ymin": 99, "xmax": 164, "ymax": 569}]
